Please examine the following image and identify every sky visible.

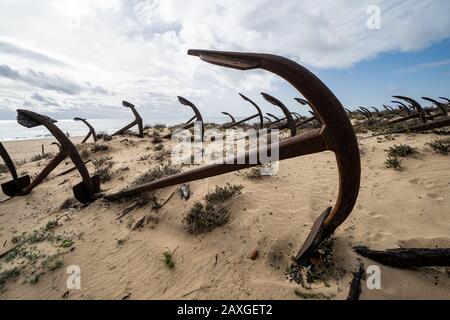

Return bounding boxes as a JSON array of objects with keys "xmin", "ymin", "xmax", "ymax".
[{"xmin": 0, "ymin": 0, "xmax": 450, "ymax": 122}]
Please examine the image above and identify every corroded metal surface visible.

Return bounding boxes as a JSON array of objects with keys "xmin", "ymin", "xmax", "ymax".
[
  {"xmin": 262, "ymin": 93, "xmax": 296, "ymax": 137},
  {"xmin": 222, "ymin": 112, "xmax": 236, "ymax": 125},
  {"xmin": 105, "ymin": 49, "xmax": 361, "ymax": 264},
  {"xmin": 74, "ymin": 117, "xmax": 98, "ymax": 143},
  {"xmin": 163, "ymin": 96, "xmax": 204, "ymax": 140},
  {"xmin": 393, "ymin": 96, "xmax": 428, "ymax": 123},
  {"xmin": 0, "ymin": 142, "xmax": 31, "ymax": 197},
  {"xmin": 422, "ymin": 97, "xmax": 448, "ymax": 117},
  {"xmin": 16, "ymin": 110, "xmax": 100, "ymax": 203},
  {"xmin": 112, "ymin": 101, "xmax": 144, "ymax": 138},
  {"xmin": 224, "ymin": 94, "xmax": 264, "ymax": 129}
]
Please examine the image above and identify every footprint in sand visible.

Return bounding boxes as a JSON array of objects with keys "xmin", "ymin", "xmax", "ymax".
[
  {"xmin": 409, "ymin": 178, "xmax": 420, "ymax": 185},
  {"xmin": 426, "ymin": 192, "xmax": 440, "ymax": 200},
  {"xmin": 368, "ymin": 211, "xmax": 382, "ymax": 219}
]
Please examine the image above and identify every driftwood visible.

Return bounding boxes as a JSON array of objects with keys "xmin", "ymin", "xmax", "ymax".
[
  {"xmin": 354, "ymin": 246, "xmax": 450, "ymax": 268},
  {"xmin": 346, "ymin": 263, "xmax": 365, "ymax": 300}
]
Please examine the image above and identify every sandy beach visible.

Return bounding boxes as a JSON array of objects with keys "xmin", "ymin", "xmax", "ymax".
[{"xmin": 0, "ymin": 129, "xmax": 449, "ymax": 300}]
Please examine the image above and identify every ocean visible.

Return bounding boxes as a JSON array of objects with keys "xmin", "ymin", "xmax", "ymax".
[{"xmin": 0, "ymin": 117, "xmax": 228, "ymax": 141}]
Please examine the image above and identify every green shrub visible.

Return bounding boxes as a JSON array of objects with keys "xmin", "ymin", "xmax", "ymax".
[
  {"xmin": 385, "ymin": 156, "xmax": 402, "ymax": 169},
  {"xmin": 427, "ymin": 138, "xmax": 450, "ymax": 155},
  {"xmin": 387, "ymin": 144, "xmax": 416, "ymax": 157}
]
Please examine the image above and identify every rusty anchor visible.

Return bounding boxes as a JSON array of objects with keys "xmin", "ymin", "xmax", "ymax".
[
  {"xmin": 371, "ymin": 107, "xmax": 382, "ymax": 117},
  {"xmin": 223, "ymin": 94, "xmax": 264, "ymax": 129},
  {"xmin": 263, "ymin": 93, "xmax": 297, "ymax": 137},
  {"xmin": 105, "ymin": 49, "xmax": 361, "ymax": 265},
  {"xmin": 439, "ymin": 97, "xmax": 450, "ymax": 105},
  {"xmin": 74, "ymin": 117, "xmax": 98, "ymax": 144},
  {"xmin": 383, "ymin": 105, "xmax": 394, "ymax": 112},
  {"xmin": 0, "ymin": 142, "xmax": 31, "ymax": 197},
  {"xmin": 391, "ymin": 101, "xmax": 413, "ymax": 116},
  {"xmin": 264, "ymin": 100, "xmax": 302, "ymax": 126},
  {"xmin": 221, "ymin": 112, "xmax": 236, "ymax": 126},
  {"xmin": 163, "ymin": 96, "xmax": 204, "ymax": 140},
  {"xmin": 266, "ymin": 113, "xmax": 280, "ymax": 122},
  {"xmin": 393, "ymin": 96, "xmax": 431, "ymax": 123},
  {"xmin": 294, "ymin": 98, "xmax": 318, "ymax": 127},
  {"xmin": 357, "ymin": 107, "xmax": 372, "ymax": 121},
  {"xmin": 263, "ymin": 116, "xmax": 273, "ymax": 124},
  {"xmin": 422, "ymin": 97, "xmax": 448, "ymax": 117},
  {"xmin": 291, "ymin": 112, "xmax": 302, "ymax": 120},
  {"xmin": 16, "ymin": 110, "xmax": 100, "ymax": 204},
  {"xmin": 112, "ymin": 101, "xmax": 144, "ymax": 138}
]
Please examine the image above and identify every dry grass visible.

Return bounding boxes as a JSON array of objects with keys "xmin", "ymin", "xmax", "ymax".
[
  {"xmin": 427, "ymin": 138, "xmax": 450, "ymax": 155},
  {"xmin": 131, "ymin": 163, "xmax": 180, "ymax": 187}
]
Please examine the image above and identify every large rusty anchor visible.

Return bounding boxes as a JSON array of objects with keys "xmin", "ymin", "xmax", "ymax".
[
  {"xmin": 105, "ymin": 50, "xmax": 361, "ymax": 264},
  {"xmin": 16, "ymin": 110, "xmax": 100, "ymax": 204},
  {"xmin": 223, "ymin": 93, "xmax": 264, "ymax": 129},
  {"xmin": 163, "ymin": 96, "xmax": 204, "ymax": 140},
  {"xmin": 0, "ymin": 142, "xmax": 31, "ymax": 197},
  {"xmin": 74, "ymin": 117, "xmax": 98, "ymax": 144},
  {"xmin": 112, "ymin": 101, "xmax": 144, "ymax": 138}
]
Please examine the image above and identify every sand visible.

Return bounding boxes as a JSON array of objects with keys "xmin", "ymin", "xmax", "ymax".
[{"xmin": 0, "ymin": 130, "xmax": 449, "ymax": 300}]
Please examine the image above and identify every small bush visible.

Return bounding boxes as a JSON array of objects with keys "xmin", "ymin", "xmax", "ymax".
[
  {"xmin": 184, "ymin": 202, "xmax": 230, "ymax": 234},
  {"xmin": 96, "ymin": 132, "xmax": 112, "ymax": 141},
  {"xmin": 132, "ymin": 163, "xmax": 180, "ymax": 186},
  {"xmin": 387, "ymin": 144, "xmax": 416, "ymax": 157},
  {"xmin": 31, "ymin": 152, "xmax": 53, "ymax": 162},
  {"xmin": 427, "ymin": 138, "xmax": 450, "ymax": 155},
  {"xmin": 92, "ymin": 156, "xmax": 114, "ymax": 182},
  {"xmin": 80, "ymin": 149, "xmax": 91, "ymax": 160},
  {"xmin": 0, "ymin": 163, "xmax": 8, "ymax": 174},
  {"xmin": 163, "ymin": 251, "xmax": 175, "ymax": 269},
  {"xmin": 0, "ymin": 267, "xmax": 21, "ymax": 289},
  {"xmin": 432, "ymin": 128, "xmax": 450, "ymax": 136},
  {"xmin": 152, "ymin": 135, "xmax": 163, "ymax": 144},
  {"xmin": 91, "ymin": 144, "xmax": 109, "ymax": 153},
  {"xmin": 184, "ymin": 184, "xmax": 244, "ymax": 234},
  {"xmin": 42, "ymin": 255, "xmax": 63, "ymax": 271},
  {"xmin": 154, "ymin": 124, "xmax": 166, "ymax": 131},
  {"xmin": 204, "ymin": 183, "xmax": 243, "ymax": 205},
  {"xmin": 245, "ymin": 167, "xmax": 262, "ymax": 180},
  {"xmin": 154, "ymin": 144, "xmax": 165, "ymax": 151},
  {"xmin": 385, "ymin": 156, "xmax": 402, "ymax": 169}
]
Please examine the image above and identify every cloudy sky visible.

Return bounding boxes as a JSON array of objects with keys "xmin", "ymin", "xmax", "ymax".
[{"xmin": 1, "ymin": 0, "xmax": 450, "ymax": 122}]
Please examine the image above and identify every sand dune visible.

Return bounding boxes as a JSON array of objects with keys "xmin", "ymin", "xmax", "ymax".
[{"xmin": 0, "ymin": 130, "xmax": 449, "ymax": 300}]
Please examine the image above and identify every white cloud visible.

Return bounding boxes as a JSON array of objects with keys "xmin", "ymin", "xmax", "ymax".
[
  {"xmin": 398, "ymin": 59, "xmax": 450, "ymax": 73},
  {"xmin": 0, "ymin": 0, "xmax": 449, "ymax": 119}
]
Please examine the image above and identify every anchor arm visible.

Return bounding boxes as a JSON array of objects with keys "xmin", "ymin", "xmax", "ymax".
[
  {"xmin": 239, "ymin": 93, "xmax": 264, "ymax": 129},
  {"xmin": 0, "ymin": 142, "xmax": 18, "ymax": 180},
  {"xmin": 261, "ymin": 93, "xmax": 297, "ymax": 137}
]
